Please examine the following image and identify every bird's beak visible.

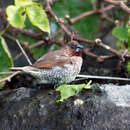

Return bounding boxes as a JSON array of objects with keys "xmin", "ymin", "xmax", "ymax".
[{"xmin": 77, "ymin": 44, "xmax": 84, "ymax": 49}]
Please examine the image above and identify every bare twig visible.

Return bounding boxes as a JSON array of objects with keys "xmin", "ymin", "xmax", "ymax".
[
  {"xmin": 96, "ymin": 55, "xmax": 116, "ymax": 62},
  {"xmin": 48, "ymin": 39, "xmax": 65, "ymax": 46},
  {"xmin": 16, "ymin": 40, "xmax": 32, "ymax": 65},
  {"xmin": 0, "ymin": 71, "xmax": 21, "ymax": 84},
  {"xmin": 69, "ymin": 5, "xmax": 115, "ymax": 24},
  {"xmin": 29, "ymin": 40, "xmax": 45, "ymax": 49},
  {"xmin": 83, "ymin": 48, "xmax": 116, "ymax": 62},
  {"xmin": 13, "ymin": 28, "xmax": 42, "ymax": 40},
  {"xmin": 4, "ymin": 33, "xmax": 17, "ymax": 41},
  {"xmin": 104, "ymin": 0, "xmax": 130, "ymax": 14},
  {"xmin": 45, "ymin": 1, "xmax": 126, "ymax": 60},
  {"xmin": 0, "ymin": 72, "xmax": 14, "ymax": 74},
  {"xmin": 75, "ymin": 36, "xmax": 124, "ymax": 60},
  {"xmin": 46, "ymin": 3, "xmax": 72, "ymax": 36},
  {"xmin": 77, "ymin": 74, "xmax": 130, "ymax": 81},
  {"xmin": 49, "ymin": 29, "xmax": 63, "ymax": 39},
  {"xmin": 70, "ymin": 10, "xmax": 99, "ymax": 24},
  {"xmin": 95, "ymin": 39, "xmax": 123, "ymax": 60}
]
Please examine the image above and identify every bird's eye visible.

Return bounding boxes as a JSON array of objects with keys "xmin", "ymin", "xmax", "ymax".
[{"xmin": 70, "ymin": 45, "xmax": 75, "ymax": 49}]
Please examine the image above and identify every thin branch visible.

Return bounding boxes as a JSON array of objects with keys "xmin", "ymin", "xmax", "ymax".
[
  {"xmin": 4, "ymin": 34, "xmax": 34, "ymax": 62},
  {"xmin": 49, "ymin": 29, "xmax": 63, "ymax": 39},
  {"xmin": 96, "ymin": 55, "xmax": 116, "ymax": 62},
  {"xmin": 16, "ymin": 40, "xmax": 32, "ymax": 65},
  {"xmin": 77, "ymin": 74, "xmax": 130, "ymax": 81},
  {"xmin": 48, "ymin": 39, "xmax": 65, "ymax": 46},
  {"xmin": 75, "ymin": 36, "xmax": 124, "ymax": 60},
  {"xmin": 29, "ymin": 39, "xmax": 64, "ymax": 49},
  {"xmin": 95, "ymin": 39, "xmax": 123, "ymax": 60},
  {"xmin": 46, "ymin": 3, "xmax": 72, "ymax": 36},
  {"xmin": 45, "ymin": 1, "xmax": 126, "ymax": 60},
  {"xmin": 4, "ymin": 33, "xmax": 17, "ymax": 41},
  {"xmin": 0, "ymin": 71, "xmax": 21, "ymax": 84},
  {"xmin": 83, "ymin": 48, "xmax": 116, "ymax": 62},
  {"xmin": 104, "ymin": 0, "xmax": 130, "ymax": 14},
  {"xmin": 12, "ymin": 28, "xmax": 42, "ymax": 40},
  {"xmin": 0, "ymin": 72, "xmax": 14, "ymax": 74},
  {"xmin": 70, "ymin": 10, "xmax": 99, "ymax": 24},
  {"xmin": 69, "ymin": 5, "xmax": 115, "ymax": 24},
  {"xmin": 29, "ymin": 40, "xmax": 45, "ymax": 49}
]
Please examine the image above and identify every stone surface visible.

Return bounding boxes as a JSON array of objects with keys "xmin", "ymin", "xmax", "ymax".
[{"xmin": 0, "ymin": 84, "xmax": 130, "ymax": 130}]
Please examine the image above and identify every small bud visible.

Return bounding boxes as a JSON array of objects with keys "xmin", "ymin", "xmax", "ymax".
[
  {"xmin": 115, "ymin": 20, "xmax": 119, "ymax": 26},
  {"xmin": 45, "ymin": 37, "xmax": 49, "ymax": 40},
  {"xmin": 24, "ymin": 42, "xmax": 29, "ymax": 47},
  {"xmin": 65, "ymin": 14, "xmax": 70, "ymax": 19},
  {"xmin": 95, "ymin": 38, "xmax": 102, "ymax": 44},
  {"xmin": 74, "ymin": 99, "xmax": 84, "ymax": 106},
  {"xmin": 59, "ymin": 18, "xmax": 64, "ymax": 23},
  {"xmin": 128, "ymin": 20, "xmax": 130, "ymax": 26}
]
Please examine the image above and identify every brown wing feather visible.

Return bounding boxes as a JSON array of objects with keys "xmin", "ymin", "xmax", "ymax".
[
  {"xmin": 32, "ymin": 45, "xmax": 73, "ymax": 69},
  {"xmin": 32, "ymin": 58, "xmax": 72, "ymax": 69},
  {"xmin": 37, "ymin": 49, "xmax": 64, "ymax": 62},
  {"xmin": 36, "ymin": 46, "xmax": 72, "ymax": 62}
]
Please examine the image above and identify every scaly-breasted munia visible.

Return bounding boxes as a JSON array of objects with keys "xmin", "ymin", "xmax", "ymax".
[{"xmin": 11, "ymin": 41, "xmax": 83, "ymax": 85}]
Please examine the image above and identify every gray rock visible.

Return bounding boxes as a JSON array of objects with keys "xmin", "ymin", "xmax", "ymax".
[{"xmin": 0, "ymin": 84, "xmax": 130, "ymax": 130}]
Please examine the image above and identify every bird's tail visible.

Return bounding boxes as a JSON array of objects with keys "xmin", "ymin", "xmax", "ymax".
[
  {"xmin": 11, "ymin": 67, "xmax": 28, "ymax": 71},
  {"xmin": 11, "ymin": 66, "xmax": 41, "ymax": 79},
  {"xmin": 11, "ymin": 66, "xmax": 40, "ymax": 72}
]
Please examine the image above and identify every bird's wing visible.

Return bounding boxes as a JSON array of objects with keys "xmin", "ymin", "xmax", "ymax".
[
  {"xmin": 37, "ymin": 49, "xmax": 64, "ymax": 62},
  {"xmin": 32, "ymin": 57, "xmax": 72, "ymax": 69},
  {"xmin": 32, "ymin": 46, "xmax": 73, "ymax": 69}
]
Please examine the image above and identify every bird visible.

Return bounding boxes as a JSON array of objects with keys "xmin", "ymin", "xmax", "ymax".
[{"xmin": 11, "ymin": 41, "xmax": 84, "ymax": 85}]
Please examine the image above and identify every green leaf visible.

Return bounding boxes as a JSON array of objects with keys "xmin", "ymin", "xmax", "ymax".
[
  {"xmin": 0, "ymin": 36, "xmax": 13, "ymax": 71},
  {"xmin": 6, "ymin": 6, "xmax": 26, "ymax": 28},
  {"xmin": 117, "ymin": 40, "xmax": 125, "ymax": 52},
  {"xmin": 127, "ymin": 61, "xmax": 130, "ymax": 73},
  {"xmin": 90, "ymin": 0, "xmax": 97, "ymax": 4},
  {"xmin": 56, "ymin": 81, "xmax": 92, "ymax": 102},
  {"xmin": 26, "ymin": 4, "xmax": 50, "ymax": 33},
  {"xmin": 84, "ymin": 80, "xmax": 92, "ymax": 89},
  {"xmin": 127, "ymin": 25, "xmax": 130, "ymax": 47},
  {"xmin": 112, "ymin": 26, "xmax": 128, "ymax": 41},
  {"xmin": 15, "ymin": 0, "xmax": 34, "ymax": 6}
]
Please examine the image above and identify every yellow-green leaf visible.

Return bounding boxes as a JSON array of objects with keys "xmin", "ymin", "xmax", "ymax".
[
  {"xmin": 84, "ymin": 80, "xmax": 92, "ymax": 89},
  {"xmin": 0, "ymin": 36, "xmax": 13, "ymax": 71},
  {"xmin": 26, "ymin": 4, "xmax": 50, "ymax": 33},
  {"xmin": 112, "ymin": 26, "xmax": 128, "ymax": 41},
  {"xmin": 128, "ymin": 25, "xmax": 130, "ymax": 46},
  {"xmin": 15, "ymin": 0, "xmax": 34, "ymax": 6},
  {"xmin": 6, "ymin": 6, "xmax": 26, "ymax": 28},
  {"xmin": 56, "ymin": 81, "xmax": 92, "ymax": 102}
]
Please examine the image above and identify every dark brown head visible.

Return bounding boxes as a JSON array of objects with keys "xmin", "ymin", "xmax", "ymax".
[{"xmin": 68, "ymin": 41, "xmax": 84, "ymax": 56}]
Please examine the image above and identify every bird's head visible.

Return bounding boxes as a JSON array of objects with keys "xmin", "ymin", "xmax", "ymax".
[{"xmin": 68, "ymin": 41, "xmax": 84, "ymax": 56}]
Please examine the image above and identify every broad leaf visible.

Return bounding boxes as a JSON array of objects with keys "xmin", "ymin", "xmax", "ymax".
[
  {"xmin": 127, "ymin": 61, "xmax": 130, "ymax": 73},
  {"xmin": 128, "ymin": 25, "xmax": 130, "ymax": 47},
  {"xmin": 112, "ymin": 26, "xmax": 128, "ymax": 41},
  {"xmin": 0, "ymin": 36, "xmax": 13, "ymax": 71},
  {"xmin": 6, "ymin": 6, "xmax": 26, "ymax": 28},
  {"xmin": 15, "ymin": 0, "xmax": 34, "ymax": 6},
  {"xmin": 56, "ymin": 81, "xmax": 92, "ymax": 102},
  {"xmin": 26, "ymin": 4, "xmax": 50, "ymax": 33}
]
